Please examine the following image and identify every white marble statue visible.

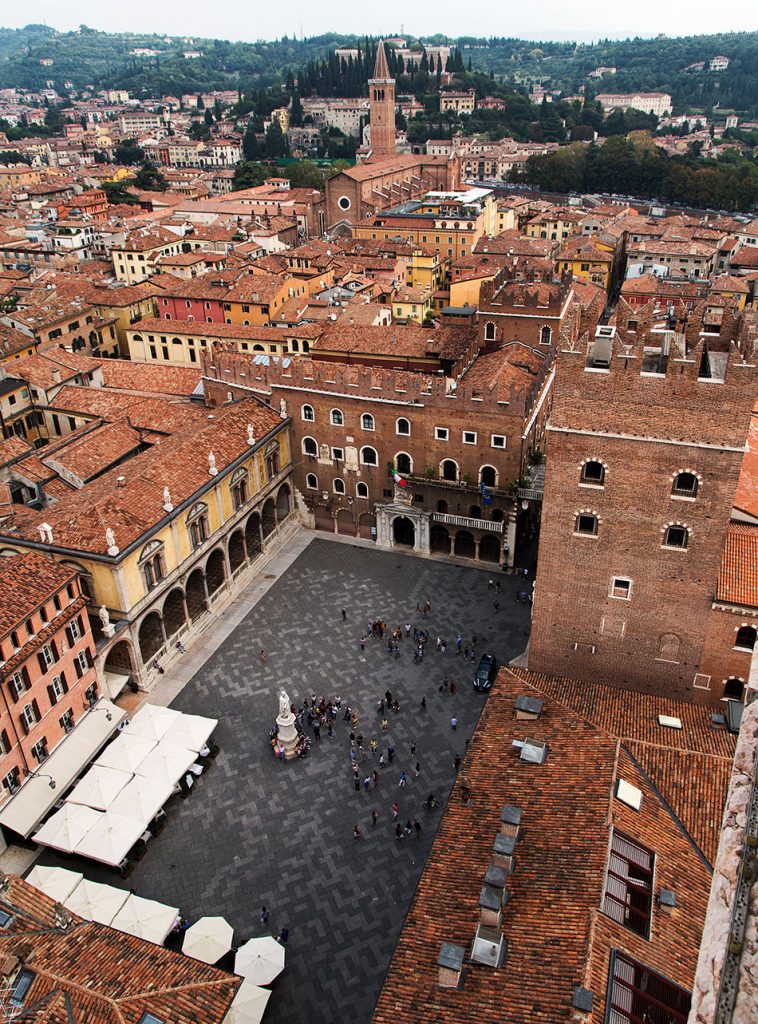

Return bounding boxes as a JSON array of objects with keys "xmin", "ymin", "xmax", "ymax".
[
  {"xmin": 208, "ymin": 451, "xmax": 218, "ymax": 476},
  {"xmin": 99, "ymin": 605, "xmax": 110, "ymax": 629},
  {"xmin": 278, "ymin": 690, "xmax": 291, "ymax": 718},
  {"xmin": 163, "ymin": 486, "xmax": 173, "ymax": 510},
  {"xmin": 246, "ymin": 423, "xmax": 256, "ymax": 446},
  {"xmin": 105, "ymin": 527, "xmax": 118, "ymax": 554}
]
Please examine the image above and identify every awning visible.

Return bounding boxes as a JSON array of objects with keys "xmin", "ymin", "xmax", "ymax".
[
  {"xmin": 0, "ymin": 699, "xmax": 126, "ymax": 839},
  {"xmin": 103, "ymin": 671, "xmax": 131, "ymax": 701}
]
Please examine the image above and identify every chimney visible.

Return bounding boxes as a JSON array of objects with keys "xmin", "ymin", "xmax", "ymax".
[
  {"xmin": 492, "ymin": 832, "xmax": 516, "ymax": 873},
  {"xmin": 515, "ymin": 695, "xmax": 543, "ymax": 721},
  {"xmin": 51, "ymin": 367, "xmax": 62, "ymax": 384},
  {"xmin": 437, "ymin": 942, "xmax": 465, "ymax": 989},
  {"xmin": 470, "ymin": 924, "xmax": 507, "ymax": 968},
  {"xmin": 500, "ymin": 804, "xmax": 521, "ymax": 839},
  {"xmin": 116, "ymin": 475, "xmax": 126, "ymax": 488},
  {"xmin": 38, "ymin": 522, "xmax": 53, "ymax": 544},
  {"xmin": 571, "ymin": 987, "xmax": 594, "ymax": 1023},
  {"xmin": 657, "ymin": 889, "xmax": 677, "ymax": 915},
  {"xmin": 478, "ymin": 868, "xmax": 509, "ymax": 929}
]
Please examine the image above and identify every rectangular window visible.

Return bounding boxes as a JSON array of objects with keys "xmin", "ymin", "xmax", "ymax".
[
  {"xmin": 40, "ymin": 645, "xmax": 55, "ymax": 670},
  {"xmin": 9, "ymin": 672, "xmax": 26, "ymax": 701},
  {"xmin": 491, "ymin": 435, "xmax": 506, "ymax": 449},
  {"xmin": 611, "ymin": 578, "xmax": 632, "ymax": 600},
  {"xmin": 331, "ymin": 447, "xmax": 344, "ymax": 462},
  {"xmin": 608, "ymin": 951, "xmax": 690, "ymax": 1024},
  {"xmin": 59, "ymin": 708, "xmax": 75, "ymax": 734},
  {"xmin": 21, "ymin": 704, "xmax": 37, "ymax": 730},
  {"xmin": 463, "ymin": 431, "xmax": 477, "ymax": 445},
  {"xmin": 435, "ymin": 427, "xmax": 449, "ymax": 441},
  {"xmin": 69, "ymin": 618, "xmax": 82, "ymax": 642},
  {"xmin": 603, "ymin": 832, "xmax": 654, "ymax": 938},
  {"xmin": 2, "ymin": 769, "xmax": 19, "ymax": 794},
  {"xmin": 74, "ymin": 651, "xmax": 89, "ymax": 678},
  {"xmin": 31, "ymin": 737, "xmax": 48, "ymax": 764}
]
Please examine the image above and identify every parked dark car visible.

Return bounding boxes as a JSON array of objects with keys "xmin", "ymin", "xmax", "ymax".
[{"xmin": 474, "ymin": 653, "xmax": 498, "ymax": 692}]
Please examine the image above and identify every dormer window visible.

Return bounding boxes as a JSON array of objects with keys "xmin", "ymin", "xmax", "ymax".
[{"xmin": 603, "ymin": 831, "xmax": 654, "ymax": 938}]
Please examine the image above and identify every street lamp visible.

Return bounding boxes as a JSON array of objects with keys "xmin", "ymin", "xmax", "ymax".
[{"xmin": 34, "ymin": 774, "xmax": 56, "ymax": 790}]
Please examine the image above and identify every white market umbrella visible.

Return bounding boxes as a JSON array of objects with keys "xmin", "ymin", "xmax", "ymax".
[
  {"xmin": 109, "ymin": 773, "xmax": 173, "ymax": 824},
  {"xmin": 225, "ymin": 980, "xmax": 271, "ymax": 1024},
  {"xmin": 124, "ymin": 704, "xmax": 182, "ymax": 743},
  {"xmin": 73, "ymin": 810, "xmax": 146, "ymax": 867},
  {"xmin": 25, "ymin": 865, "xmax": 83, "ymax": 904},
  {"xmin": 133, "ymin": 741, "xmax": 197, "ymax": 785},
  {"xmin": 111, "ymin": 893, "xmax": 179, "ymax": 945},
  {"xmin": 33, "ymin": 803, "xmax": 102, "ymax": 854},
  {"xmin": 64, "ymin": 878, "xmax": 130, "ymax": 926},
  {"xmin": 235, "ymin": 936, "xmax": 285, "ymax": 985},
  {"xmin": 94, "ymin": 734, "xmax": 156, "ymax": 772},
  {"xmin": 66, "ymin": 765, "xmax": 133, "ymax": 811},
  {"xmin": 183, "ymin": 915, "xmax": 234, "ymax": 964},
  {"xmin": 163, "ymin": 713, "xmax": 218, "ymax": 753}
]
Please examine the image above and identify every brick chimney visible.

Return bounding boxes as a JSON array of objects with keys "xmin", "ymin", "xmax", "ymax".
[{"xmin": 437, "ymin": 942, "xmax": 465, "ymax": 988}]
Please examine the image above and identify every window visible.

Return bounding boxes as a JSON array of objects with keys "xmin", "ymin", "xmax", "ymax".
[
  {"xmin": 331, "ymin": 446, "xmax": 344, "ymax": 462},
  {"xmin": 301, "ymin": 404, "xmax": 315, "ymax": 422},
  {"xmin": 9, "ymin": 670, "xmax": 28, "ymax": 702},
  {"xmin": 85, "ymin": 682, "xmax": 98, "ymax": 706},
  {"xmin": 540, "ymin": 326, "xmax": 552, "ymax": 346},
  {"xmin": 441, "ymin": 459, "xmax": 458, "ymax": 481},
  {"xmin": 140, "ymin": 539, "xmax": 166, "ymax": 591},
  {"xmin": 395, "ymin": 453, "xmax": 412, "ymax": 474},
  {"xmin": 480, "ymin": 466, "xmax": 497, "ymax": 488},
  {"xmin": 484, "ymin": 321, "xmax": 496, "ymax": 341},
  {"xmin": 360, "ymin": 446, "xmax": 378, "ymax": 466},
  {"xmin": 396, "ymin": 418, "xmax": 411, "ymax": 436},
  {"xmin": 302, "ymin": 437, "xmax": 318, "ymax": 457},
  {"xmin": 69, "ymin": 617, "xmax": 82, "ymax": 642},
  {"xmin": 31, "ymin": 737, "xmax": 48, "ymax": 764},
  {"xmin": 2, "ymin": 768, "xmax": 20, "ymax": 795},
  {"xmin": 265, "ymin": 443, "xmax": 280, "ymax": 479},
  {"xmin": 627, "ymin": 319, "xmax": 638, "ymax": 333},
  {"xmin": 435, "ymin": 427, "xmax": 449, "ymax": 442},
  {"xmin": 231, "ymin": 468, "xmax": 249, "ymax": 510},
  {"xmin": 724, "ymin": 678, "xmax": 745, "ymax": 700},
  {"xmin": 672, "ymin": 472, "xmax": 698, "ymax": 498},
  {"xmin": 575, "ymin": 513, "xmax": 598, "ymax": 536},
  {"xmin": 10, "ymin": 970, "xmax": 36, "ymax": 1007},
  {"xmin": 663, "ymin": 525, "xmax": 689, "ymax": 550},
  {"xmin": 20, "ymin": 702, "xmax": 39, "ymax": 733},
  {"xmin": 491, "ymin": 435, "xmax": 506, "ymax": 449},
  {"xmin": 611, "ymin": 578, "xmax": 632, "ymax": 600},
  {"xmin": 580, "ymin": 460, "xmax": 605, "ymax": 486},
  {"xmin": 356, "ymin": 482, "xmax": 369, "ymax": 498},
  {"xmin": 38, "ymin": 644, "xmax": 56, "ymax": 672},
  {"xmin": 608, "ymin": 952, "xmax": 690, "ymax": 1024},
  {"xmin": 74, "ymin": 651, "xmax": 89, "ymax": 679},
  {"xmin": 330, "ymin": 408, "xmax": 344, "ymax": 426},
  {"xmin": 59, "ymin": 708, "xmax": 75, "ymax": 734},
  {"xmin": 463, "ymin": 431, "xmax": 477, "ymax": 445},
  {"xmin": 0, "ymin": 908, "xmax": 12, "ymax": 927},
  {"xmin": 187, "ymin": 503, "xmax": 210, "ymax": 549},
  {"xmin": 305, "ymin": 473, "xmax": 318, "ymax": 490},
  {"xmin": 603, "ymin": 832, "xmax": 654, "ymax": 938},
  {"xmin": 735, "ymin": 625, "xmax": 757, "ymax": 651},
  {"xmin": 48, "ymin": 674, "xmax": 66, "ymax": 706},
  {"xmin": 361, "ymin": 414, "xmax": 375, "ymax": 431},
  {"xmin": 333, "ymin": 478, "xmax": 345, "ymax": 495}
]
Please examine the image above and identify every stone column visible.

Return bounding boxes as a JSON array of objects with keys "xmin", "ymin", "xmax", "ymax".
[
  {"xmin": 505, "ymin": 519, "xmax": 517, "ymax": 569},
  {"xmin": 416, "ymin": 511, "xmax": 431, "ymax": 555}
]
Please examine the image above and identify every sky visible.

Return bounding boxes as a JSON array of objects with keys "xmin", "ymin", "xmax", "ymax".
[{"xmin": 1, "ymin": 1, "xmax": 755, "ymax": 44}]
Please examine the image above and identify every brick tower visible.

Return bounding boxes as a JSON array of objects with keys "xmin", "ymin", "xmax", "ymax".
[
  {"xmin": 528, "ymin": 317, "xmax": 757, "ymax": 703},
  {"xmin": 368, "ymin": 41, "xmax": 396, "ymax": 158}
]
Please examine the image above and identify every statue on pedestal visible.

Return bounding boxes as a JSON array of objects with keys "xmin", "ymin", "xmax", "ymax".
[
  {"xmin": 99, "ymin": 605, "xmax": 115, "ymax": 638},
  {"xmin": 278, "ymin": 689, "xmax": 291, "ymax": 719}
]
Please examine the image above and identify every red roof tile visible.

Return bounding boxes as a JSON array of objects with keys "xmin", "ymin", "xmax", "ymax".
[{"xmin": 716, "ymin": 523, "xmax": 758, "ymax": 608}]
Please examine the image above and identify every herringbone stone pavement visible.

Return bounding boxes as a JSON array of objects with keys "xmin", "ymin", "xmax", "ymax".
[{"xmin": 39, "ymin": 539, "xmax": 532, "ymax": 1023}]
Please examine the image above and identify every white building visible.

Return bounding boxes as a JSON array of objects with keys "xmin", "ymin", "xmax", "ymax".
[
  {"xmin": 596, "ymin": 92, "xmax": 672, "ymax": 117},
  {"xmin": 709, "ymin": 55, "xmax": 730, "ymax": 71}
]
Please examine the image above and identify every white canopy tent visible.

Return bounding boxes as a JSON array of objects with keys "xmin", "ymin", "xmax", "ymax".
[
  {"xmin": 110, "ymin": 893, "xmax": 179, "ymax": 945},
  {"xmin": 64, "ymin": 878, "xmax": 130, "ymax": 926},
  {"xmin": 109, "ymin": 773, "xmax": 173, "ymax": 824},
  {"xmin": 32, "ymin": 802, "xmax": 102, "ymax": 855},
  {"xmin": 123, "ymin": 704, "xmax": 182, "ymax": 744},
  {"xmin": 183, "ymin": 915, "xmax": 234, "ymax": 964},
  {"xmin": 133, "ymin": 741, "xmax": 197, "ymax": 783},
  {"xmin": 25, "ymin": 865, "xmax": 83, "ymax": 904},
  {"xmin": 224, "ymin": 980, "xmax": 271, "ymax": 1024},
  {"xmin": 66, "ymin": 765, "xmax": 133, "ymax": 811},
  {"xmin": 0, "ymin": 699, "xmax": 125, "ymax": 838},
  {"xmin": 93, "ymin": 733, "xmax": 156, "ymax": 772},
  {"xmin": 162, "ymin": 713, "xmax": 218, "ymax": 753},
  {"xmin": 235, "ymin": 936, "xmax": 285, "ymax": 985},
  {"xmin": 73, "ymin": 810, "xmax": 146, "ymax": 867}
]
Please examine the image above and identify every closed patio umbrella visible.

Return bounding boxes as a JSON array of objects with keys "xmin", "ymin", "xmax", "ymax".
[
  {"xmin": 64, "ymin": 878, "xmax": 130, "ymax": 926},
  {"xmin": 183, "ymin": 915, "xmax": 234, "ymax": 964},
  {"xmin": 123, "ymin": 703, "xmax": 182, "ymax": 743},
  {"xmin": 235, "ymin": 936, "xmax": 285, "ymax": 985},
  {"xmin": 94, "ymin": 733, "xmax": 156, "ymax": 772},
  {"xmin": 25, "ymin": 865, "xmax": 83, "ymax": 904},
  {"xmin": 224, "ymin": 980, "xmax": 271, "ymax": 1024},
  {"xmin": 110, "ymin": 893, "xmax": 179, "ymax": 945},
  {"xmin": 32, "ymin": 803, "xmax": 101, "ymax": 854}
]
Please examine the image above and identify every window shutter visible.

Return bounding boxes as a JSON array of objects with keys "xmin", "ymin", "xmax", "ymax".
[
  {"xmin": 8, "ymin": 681, "xmax": 18, "ymax": 705},
  {"xmin": 85, "ymin": 648, "xmax": 94, "ymax": 668},
  {"xmin": 37, "ymin": 652, "xmax": 47, "ymax": 675},
  {"xmin": 60, "ymin": 672, "xmax": 68, "ymax": 694},
  {"xmin": 32, "ymin": 699, "xmax": 40, "ymax": 722},
  {"xmin": 0, "ymin": 730, "xmax": 9, "ymax": 754},
  {"xmin": 21, "ymin": 666, "xmax": 31, "ymax": 689},
  {"xmin": 20, "ymin": 716, "xmax": 29, "ymax": 737},
  {"xmin": 65, "ymin": 626, "xmax": 74, "ymax": 647},
  {"xmin": 77, "ymin": 616, "xmax": 84, "ymax": 634},
  {"xmin": 50, "ymin": 639, "xmax": 59, "ymax": 660},
  {"xmin": 47, "ymin": 684, "xmax": 57, "ymax": 707},
  {"xmin": 74, "ymin": 658, "xmax": 83, "ymax": 680}
]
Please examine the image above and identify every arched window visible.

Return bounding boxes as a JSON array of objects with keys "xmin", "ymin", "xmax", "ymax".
[
  {"xmin": 231, "ymin": 467, "xmax": 249, "ymax": 510},
  {"xmin": 540, "ymin": 326, "xmax": 552, "ymax": 346},
  {"xmin": 361, "ymin": 413, "xmax": 375, "ymax": 431},
  {"xmin": 480, "ymin": 465, "xmax": 497, "ymax": 488},
  {"xmin": 663, "ymin": 525, "xmax": 689, "ymax": 550},
  {"xmin": 302, "ymin": 436, "xmax": 318, "ymax": 457},
  {"xmin": 484, "ymin": 321, "xmax": 496, "ymax": 342},
  {"xmin": 395, "ymin": 452, "xmax": 412, "ymax": 474},
  {"xmin": 441, "ymin": 459, "xmax": 458, "ymax": 481},
  {"xmin": 360, "ymin": 446, "xmax": 378, "ymax": 466},
  {"xmin": 306, "ymin": 473, "xmax": 318, "ymax": 489},
  {"xmin": 658, "ymin": 633, "xmax": 680, "ymax": 663},
  {"xmin": 265, "ymin": 442, "xmax": 280, "ymax": 480},
  {"xmin": 302, "ymin": 404, "xmax": 315, "ymax": 422},
  {"xmin": 139, "ymin": 540, "xmax": 166, "ymax": 592},
  {"xmin": 330, "ymin": 408, "xmax": 344, "ymax": 426},
  {"xmin": 356, "ymin": 482, "xmax": 369, "ymax": 499},
  {"xmin": 396, "ymin": 417, "xmax": 411, "ymax": 436},
  {"xmin": 735, "ymin": 625, "xmax": 757, "ymax": 651},
  {"xmin": 724, "ymin": 678, "xmax": 745, "ymax": 701},
  {"xmin": 672, "ymin": 472, "xmax": 698, "ymax": 498},
  {"xmin": 580, "ymin": 461, "xmax": 605, "ymax": 486},
  {"xmin": 333, "ymin": 478, "xmax": 345, "ymax": 494},
  {"xmin": 187, "ymin": 502, "xmax": 210, "ymax": 550},
  {"xmin": 574, "ymin": 513, "xmax": 598, "ymax": 536}
]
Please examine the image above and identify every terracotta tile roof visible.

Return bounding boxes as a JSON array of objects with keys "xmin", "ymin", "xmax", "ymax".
[
  {"xmin": 48, "ymin": 386, "xmax": 200, "ymax": 436},
  {"xmin": 95, "ymin": 359, "xmax": 203, "ymax": 397},
  {"xmin": 474, "ymin": 232, "xmax": 555, "ymax": 258},
  {"xmin": 462, "ymin": 344, "xmax": 546, "ymax": 399},
  {"xmin": 131, "ymin": 317, "xmax": 322, "ymax": 344},
  {"xmin": 0, "ymin": 875, "xmax": 239, "ymax": 1024},
  {"xmin": 0, "ymin": 552, "xmax": 76, "ymax": 637},
  {"xmin": 711, "ymin": 274, "xmax": 750, "ymax": 293},
  {"xmin": 373, "ymin": 667, "xmax": 726, "ymax": 1024},
  {"xmin": 731, "ymin": 246, "xmax": 758, "ymax": 269},
  {"xmin": 716, "ymin": 523, "xmax": 758, "ymax": 607},
  {"xmin": 0, "ymin": 436, "xmax": 32, "ymax": 467},
  {"xmin": 733, "ymin": 414, "xmax": 758, "ymax": 520},
  {"xmin": 0, "ymin": 323, "xmax": 36, "ymax": 359},
  {"xmin": 223, "ymin": 274, "xmax": 289, "ymax": 304},
  {"xmin": 42, "ymin": 420, "xmax": 144, "ymax": 482},
  {"xmin": 9, "ymin": 350, "xmax": 100, "ymax": 391},
  {"xmin": 314, "ymin": 322, "xmax": 472, "ymax": 361}
]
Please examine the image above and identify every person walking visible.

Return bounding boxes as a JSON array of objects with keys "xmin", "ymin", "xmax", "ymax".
[
  {"xmin": 260, "ymin": 649, "xmax": 268, "ymax": 663},
  {"xmin": 453, "ymin": 754, "xmax": 462, "ymax": 772},
  {"xmin": 391, "ymin": 802, "xmax": 399, "ymax": 820},
  {"xmin": 450, "ymin": 680, "xmax": 456, "ymax": 696},
  {"xmin": 360, "ymin": 636, "xmax": 366, "ymax": 651},
  {"xmin": 398, "ymin": 771, "xmax": 407, "ymax": 788},
  {"xmin": 378, "ymin": 753, "xmax": 385, "ymax": 769},
  {"xmin": 277, "ymin": 928, "xmax": 289, "ymax": 946},
  {"xmin": 372, "ymin": 769, "xmax": 379, "ymax": 787},
  {"xmin": 260, "ymin": 906, "xmax": 269, "ymax": 925},
  {"xmin": 451, "ymin": 716, "xmax": 458, "ymax": 731},
  {"xmin": 381, "ymin": 718, "xmax": 389, "ymax": 733},
  {"xmin": 388, "ymin": 745, "xmax": 395, "ymax": 763},
  {"xmin": 414, "ymin": 761, "xmax": 421, "ymax": 778},
  {"xmin": 313, "ymin": 721, "xmax": 321, "ymax": 741},
  {"xmin": 409, "ymin": 741, "xmax": 416, "ymax": 756},
  {"xmin": 370, "ymin": 739, "xmax": 378, "ymax": 755},
  {"xmin": 413, "ymin": 819, "xmax": 422, "ymax": 838},
  {"xmin": 371, "ymin": 809, "xmax": 379, "ymax": 827},
  {"xmin": 395, "ymin": 823, "xmax": 404, "ymax": 840},
  {"xmin": 420, "ymin": 696, "xmax": 427, "ymax": 710},
  {"xmin": 327, "ymin": 722, "xmax": 333, "ymax": 739},
  {"xmin": 353, "ymin": 824, "xmax": 362, "ymax": 841},
  {"xmin": 363, "ymin": 776, "xmax": 371, "ymax": 792},
  {"xmin": 494, "ymin": 600, "xmax": 499, "ymax": 612},
  {"xmin": 342, "ymin": 608, "xmax": 347, "ymax": 621}
]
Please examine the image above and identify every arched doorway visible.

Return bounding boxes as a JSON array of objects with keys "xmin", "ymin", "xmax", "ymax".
[
  {"xmin": 454, "ymin": 531, "xmax": 475, "ymax": 558},
  {"xmin": 314, "ymin": 506, "xmax": 334, "ymax": 532},
  {"xmin": 138, "ymin": 612, "xmax": 164, "ymax": 663},
  {"xmin": 245, "ymin": 513, "xmax": 262, "ymax": 559},
  {"xmin": 262, "ymin": 498, "xmax": 276, "ymax": 538},
  {"xmin": 430, "ymin": 524, "xmax": 451, "ymax": 553},
  {"xmin": 206, "ymin": 549, "xmax": 226, "ymax": 597},
  {"xmin": 186, "ymin": 568, "xmax": 208, "ymax": 622},
  {"xmin": 393, "ymin": 516, "xmax": 415, "ymax": 547},
  {"xmin": 162, "ymin": 588, "xmax": 186, "ymax": 638},
  {"xmin": 276, "ymin": 484, "xmax": 291, "ymax": 522},
  {"xmin": 337, "ymin": 509, "xmax": 355, "ymax": 536},
  {"xmin": 441, "ymin": 460, "xmax": 458, "ymax": 482},
  {"xmin": 228, "ymin": 530, "xmax": 246, "ymax": 572},
  {"xmin": 479, "ymin": 534, "xmax": 501, "ymax": 563},
  {"xmin": 359, "ymin": 513, "xmax": 376, "ymax": 540},
  {"xmin": 103, "ymin": 640, "xmax": 136, "ymax": 697}
]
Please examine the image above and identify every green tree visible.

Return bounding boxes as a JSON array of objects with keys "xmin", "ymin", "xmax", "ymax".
[
  {"xmin": 100, "ymin": 179, "xmax": 140, "ymax": 205},
  {"xmin": 264, "ymin": 119, "xmax": 289, "ymax": 158},
  {"xmin": 113, "ymin": 139, "xmax": 145, "ymax": 165},
  {"xmin": 134, "ymin": 161, "xmax": 168, "ymax": 191},
  {"xmin": 232, "ymin": 161, "xmax": 271, "ymax": 190},
  {"xmin": 290, "ymin": 90, "xmax": 303, "ymax": 126}
]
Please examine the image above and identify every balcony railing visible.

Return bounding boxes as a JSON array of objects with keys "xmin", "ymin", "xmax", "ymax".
[
  {"xmin": 432, "ymin": 512, "xmax": 504, "ymax": 533},
  {"xmin": 406, "ymin": 474, "xmax": 515, "ymax": 499},
  {"xmin": 517, "ymin": 487, "xmax": 543, "ymax": 501}
]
